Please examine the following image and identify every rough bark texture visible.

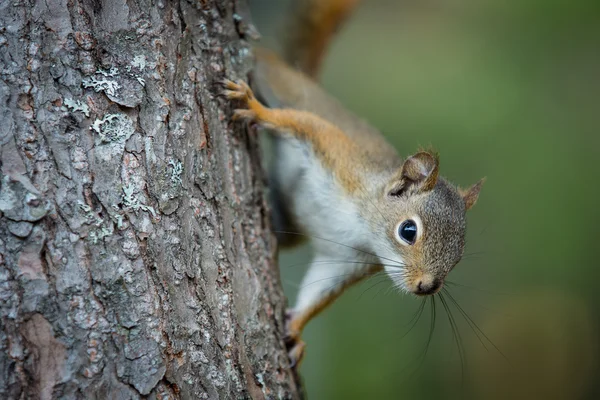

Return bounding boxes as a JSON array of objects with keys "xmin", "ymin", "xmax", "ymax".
[{"xmin": 0, "ymin": 0, "xmax": 300, "ymax": 398}]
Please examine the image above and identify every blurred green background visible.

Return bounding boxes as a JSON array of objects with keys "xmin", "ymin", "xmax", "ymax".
[{"xmin": 249, "ymin": 0, "xmax": 600, "ymax": 398}]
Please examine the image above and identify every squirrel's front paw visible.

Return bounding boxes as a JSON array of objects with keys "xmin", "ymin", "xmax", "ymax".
[{"xmin": 221, "ymin": 79, "xmax": 258, "ymax": 122}]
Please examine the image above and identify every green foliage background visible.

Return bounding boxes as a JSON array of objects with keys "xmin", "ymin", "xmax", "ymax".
[{"xmin": 250, "ymin": 1, "xmax": 600, "ymax": 398}]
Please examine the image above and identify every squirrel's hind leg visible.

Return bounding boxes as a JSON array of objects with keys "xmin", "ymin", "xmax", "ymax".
[{"xmin": 285, "ymin": 256, "xmax": 382, "ymax": 367}]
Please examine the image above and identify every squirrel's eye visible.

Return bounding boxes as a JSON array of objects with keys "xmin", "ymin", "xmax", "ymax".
[{"xmin": 398, "ymin": 220, "xmax": 417, "ymax": 245}]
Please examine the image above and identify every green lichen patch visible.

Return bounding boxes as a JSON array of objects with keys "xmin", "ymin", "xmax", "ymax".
[
  {"xmin": 168, "ymin": 159, "xmax": 183, "ymax": 186},
  {"xmin": 90, "ymin": 113, "xmax": 134, "ymax": 143},
  {"xmin": 122, "ymin": 184, "xmax": 157, "ymax": 219},
  {"xmin": 78, "ymin": 201, "xmax": 114, "ymax": 243},
  {"xmin": 132, "ymin": 55, "xmax": 147, "ymax": 70},
  {"xmin": 64, "ymin": 98, "xmax": 90, "ymax": 117},
  {"xmin": 82, "ymin": 66, "xmax": 144, "ymax": 107},
  {"xmin": 82, "ymin": 75, "xmax": 121, "ymax": 97}
]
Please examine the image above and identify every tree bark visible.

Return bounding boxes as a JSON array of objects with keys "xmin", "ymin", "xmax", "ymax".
[{"xmin": 0, "ymin": 0, "xmax": 300, "ymax": 398}]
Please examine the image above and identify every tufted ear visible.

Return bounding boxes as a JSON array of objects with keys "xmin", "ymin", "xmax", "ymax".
[
  {"xmin": 459, "ymin": 178, "xmax": 486, "ymax": 210},
  {"xmin": 387, "ymin": 152, "xmax": 439, "ymax": 196}
]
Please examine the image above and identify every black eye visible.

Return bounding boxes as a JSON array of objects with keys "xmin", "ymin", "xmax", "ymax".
[{"xmin": 398, "ymin": 220, "xmax": 417, "ymax": 244}]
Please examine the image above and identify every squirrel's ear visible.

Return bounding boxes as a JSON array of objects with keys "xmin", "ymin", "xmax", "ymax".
[
  {"xmin": 460, "ymin": 178, "xmax": 486, "ymax": 210},
  {"xmin": 387, "ymin": 152, "xmax": 439, "ymax": 196}
]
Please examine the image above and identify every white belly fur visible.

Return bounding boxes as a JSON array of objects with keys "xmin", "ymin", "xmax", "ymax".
[{"xmin": 273, "ymin": 138, "xmax": 370, "ymax": 259}]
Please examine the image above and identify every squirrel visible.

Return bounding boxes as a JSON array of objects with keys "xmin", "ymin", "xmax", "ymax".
[{"xmin": 222, "ymin": 0, "xmax": 485, "ymax": 367}]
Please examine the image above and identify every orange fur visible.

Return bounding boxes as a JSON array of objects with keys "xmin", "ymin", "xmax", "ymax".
[
  {"xmin": 288, "ymin": 264, "xmax": 383, "ymax": 337},
  {"xmin": 285, "ymin": 264, "xmax": 383, "ymax": 364},
  {"xmin": 253, "ymin": 49, "xmax": 401, "ymax": 171},
  {"xmin": 224, "ymin": 79, "xmax": 365, "ymax": 194},
  {"xmin": 285, "ymin": 0, "xmax": 361, "ymax": 77}
]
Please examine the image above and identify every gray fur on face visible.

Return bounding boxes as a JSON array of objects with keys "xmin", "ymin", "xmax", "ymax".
[
  {"xmin": 419, "ymin": 178, "xmax": 467, "ymax": 275},
  {"xmin": 368, "ymin": 176, "xmax": 467, "ymax": 284}
]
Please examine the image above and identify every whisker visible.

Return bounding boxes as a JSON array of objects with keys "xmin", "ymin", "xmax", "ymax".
[
  {"xmin": 282, "ymin": 259, "xmax": 405, "ymax": 270},
  {"xmin": 439, "ymin": 292, "xmax": 466, "ymax": 385},
  {"xmin": 281, "ymin": 278, "xmax": 303, "ymax": 289},
  {"xmin": 478, "ymin": 221, "xmax": 493, "ymax": 236},
  {"xmin": 283, "ymin": 274, "xmax": 360, "ymax": 290},
  {"xmin": 429, "ymin": 296, "xmax": 437, "ymax": 358},
  {"xmin": 382, "ymin": 283, "xmax": 398, "ymax": 297},
  {"xmin": 412, "ymin": 296, "xmax": 437, "ymax": 378},
  {"xmin": 357, "ymin": 274, "xmax": 390, "ymax": 301},
  {"xmin": 443, "ymin": 288, "xmax": 510, "ymax": 363},
  {"xmin": 314, "ymin": 269, "xmax": 393, "ymax": 300},
  {"xmin": 397, "ymin": 296, "xmax": 435, "ymax": 383},
  {"xmin": 355, "ymin": 184, "xmax": 390, "ymax": 229},
  {"xmin": 399, "ymin": 298, "xmax": 427, "ymax": 341},
  {"xmin": 443, "ymin": 284, "xmax": 513, "ymax": 318},
  {"xmin": 403, "ymin": 298, "xmax": 426, "ymax": 327},
  {"xmin": 372, "ymin": 280, "xmax": 392, "ymax": 300},
  {"xmin": 444, "ymin": 289, "xmax": 489, "ymax": 352},
  {"xmin": 274, "ymin": 230, "xmax": 404, "ymax": 266},
  {"xmin": 285, "ymin": 268, "xmax": 385, "ymax": 291},
  {"xmin": 462, "ymin": 250, "xmax": 488, "ymax": 258}
]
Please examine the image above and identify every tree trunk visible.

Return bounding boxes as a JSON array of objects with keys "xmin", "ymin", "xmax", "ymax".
[{"xmin": 0, "ymin": 0, "xmax": 300, "ymax": 398}]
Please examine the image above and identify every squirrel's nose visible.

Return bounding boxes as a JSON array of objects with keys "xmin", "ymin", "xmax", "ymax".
[{"xmin": 414, "ymin": 275, "xmax": 442, "ymax": 296}]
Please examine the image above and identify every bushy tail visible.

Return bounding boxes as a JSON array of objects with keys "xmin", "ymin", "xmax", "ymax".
[{"xmin": 283, "ymin": 0, "xmax": 360, "ymax": 78}]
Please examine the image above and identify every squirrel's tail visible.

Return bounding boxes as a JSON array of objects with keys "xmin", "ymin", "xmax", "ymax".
[{"xmin": 283, "ymin": 0, "xmax": 360, "ymax": 78}]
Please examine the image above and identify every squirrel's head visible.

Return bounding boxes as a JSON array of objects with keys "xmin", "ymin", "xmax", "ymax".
[{"xmin": 371, "ymin": 152, "xmax": 484, "ymax": 296}]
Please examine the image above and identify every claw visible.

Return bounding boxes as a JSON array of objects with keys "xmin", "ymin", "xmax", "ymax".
[
  {"xmin": 235, "ymin": 79, "xmax": 252, "ymax": 93},
  {"xmin": 221, "ymin": 78, "xmax": 255, "ymax": 103},
  {"xmin": 220, "ymin": 78, "xmax": 238, "ymax": 89},
  {"xmin": 222, "ymin": 89, "xmax": 246, "ymax": 100},
  {"xmin": 288, "ymin": 340, "xmax": 306, "ymax": 369},
  {"xmin": 221, "ymin": 78, "xmax": 262, "ymax": 126},
  {"xmin": 284, "ymin": 308, "xmax": 305, "ymax": 368}
]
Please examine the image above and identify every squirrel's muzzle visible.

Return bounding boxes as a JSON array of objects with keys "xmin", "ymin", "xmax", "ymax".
[{"xmin": 411, "ymin": 273, "xmax": 442, "ymax": 296}]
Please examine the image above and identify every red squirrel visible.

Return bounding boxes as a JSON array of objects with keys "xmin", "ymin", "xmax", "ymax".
[{"xmin": 223, "ymin": 0, "xmax": 484, "ymax": 366}]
